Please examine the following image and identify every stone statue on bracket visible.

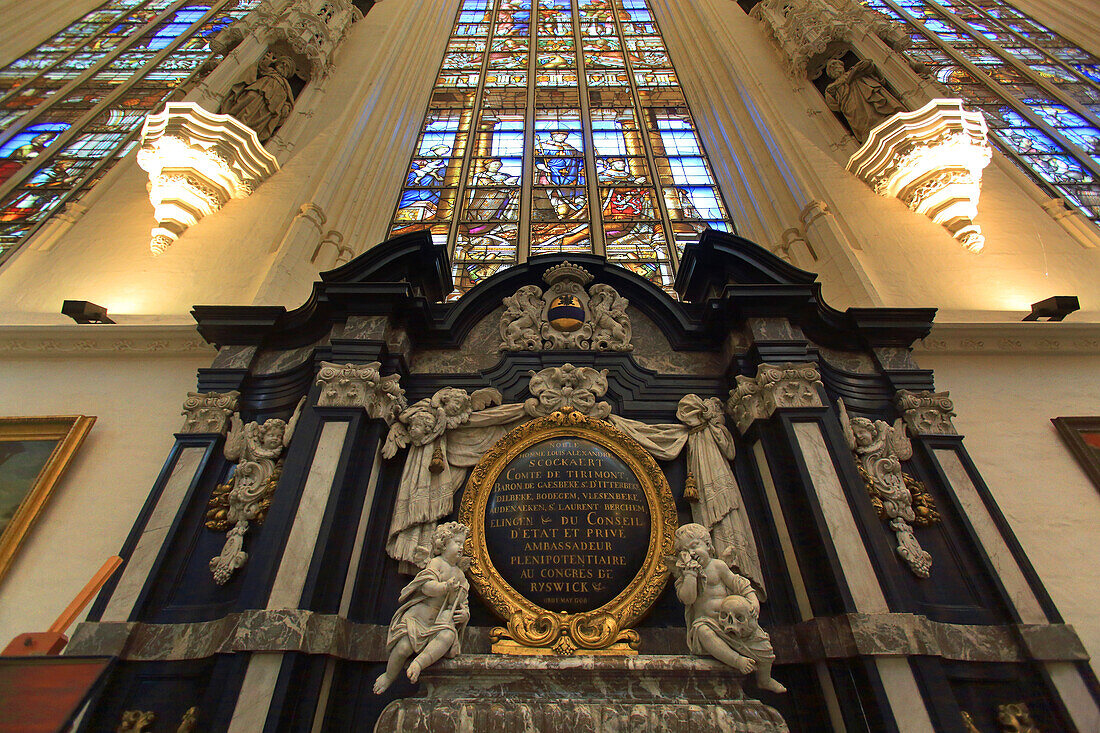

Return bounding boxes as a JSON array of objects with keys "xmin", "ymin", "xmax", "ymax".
[
  {"xmin": 218, "ymin": 51, "xmax": 298, "ymax": 143},
  {"xmin": 374, "ymin": 522, "xmax": 471, "ymax": 694},
  {"xmin": 208, "ymin": 397, "xmax": 305, "ymax": 584},
  {"xmin": 669, "ymin": 523, "xmax": 786, "ymax": 694},
  {"xmin": 823, "ymin": 57, "xmax": 905, "ymax": 141}
]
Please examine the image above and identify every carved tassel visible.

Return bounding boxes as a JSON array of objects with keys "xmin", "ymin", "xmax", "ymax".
[
  {"xmin": 683, "ymin": 471, "xmax": 699, "ymax": 502},
  {"xmin": 429, "ymin": 446, "xmax": 445, "ymax": 474}
]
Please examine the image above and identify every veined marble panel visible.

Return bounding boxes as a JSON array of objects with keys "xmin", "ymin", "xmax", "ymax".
[
  {"xmin": 228, "ymin": 653, "xmax": 283, "ymax": 733},
  {"xmin": 65, "ymin": 612, "xmax": 1086, "ymax": 664},
  {"xmin": 933, "ymin": 448, "xmax": 1047, "ymax": 624},
  {"xmin": 267, "ymin": 421, "xmax": 349, "ymax": 609},
  {"xmin": 792, "ymin": 422, "xmax": 888, "ymax": 613},
  {"xmin": 100, "ymin": 447, "xmax": 205, "ymax": 622}
]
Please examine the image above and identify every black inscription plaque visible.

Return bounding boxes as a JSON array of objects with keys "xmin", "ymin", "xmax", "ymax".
[{"xmin": 484, "ymin": 436, "xmax": 651, "ymax": 612}]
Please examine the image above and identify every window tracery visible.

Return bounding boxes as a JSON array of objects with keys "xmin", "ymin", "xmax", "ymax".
[
  {"xmin": 389, "ymin": 0, "xmax": 735, "ymax": 296},
  {"xmin": 862, "ymin": 0, "xmax": 1100, "ymax": 228}
]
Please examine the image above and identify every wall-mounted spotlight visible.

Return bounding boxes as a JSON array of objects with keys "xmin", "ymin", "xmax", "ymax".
[
  {"xmin": 61, "ymin": 300, "xmax": 115, "ymax": 324},
  {"xmin": 1022, "ymin": 296, "xmax": 1080, "ymax": 322}
]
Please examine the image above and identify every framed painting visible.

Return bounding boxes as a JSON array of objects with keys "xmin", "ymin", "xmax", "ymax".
[
  {"xmin": 0, "ymin": 416, "xmax": 95, "ymax": 584},
  {"xmin": 1052, "ymin": 417, "xmax": 1100, "ymax": 490}
]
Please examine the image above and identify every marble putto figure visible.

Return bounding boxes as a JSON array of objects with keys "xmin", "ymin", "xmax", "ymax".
[
  {"xmin": 374, "ymin": 522, "xmax": 471, "ymax": 693},
  {"xmin": 670, "ymin": 523, "xmax": 786, "ymax": 694}
]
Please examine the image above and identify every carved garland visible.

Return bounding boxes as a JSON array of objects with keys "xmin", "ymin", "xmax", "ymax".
[{"xmin": 458, "ymin": 408, "xmax": 677, "ymax": 655}]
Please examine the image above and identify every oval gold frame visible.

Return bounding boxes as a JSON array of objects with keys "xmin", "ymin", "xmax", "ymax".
[{"xmin": 458, "ymin": 408, "xmax": 677, "ymax": 654}]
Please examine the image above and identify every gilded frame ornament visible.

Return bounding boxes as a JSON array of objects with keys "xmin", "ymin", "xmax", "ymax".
[
  {"xmin": 0, "ymin": 416, "xmax": 95, "ymax": 585},
  {"xmin": 458, "ymin": 408, "xmax": 677, "ymax": 655}
]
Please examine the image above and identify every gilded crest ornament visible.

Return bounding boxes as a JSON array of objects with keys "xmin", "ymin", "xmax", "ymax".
[{"xmin": 458, "ymin": 409, "xmax": 677, "ymax": 654}]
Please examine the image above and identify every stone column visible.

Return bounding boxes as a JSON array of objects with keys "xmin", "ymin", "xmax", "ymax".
[
  {"xmin": 894, "ymin": 389, "xmax": 1100, "ymax": 731},
  {"xmin": 227, "ymin": 361, "xmax": 403, "ymax": 733},
  {"xmin": 93, "ymin": 391, "xmax": 239, "ymax": 623},
  {"xmin": 728, "ymin": 361, "xmax": 936, "ymax": 732}
]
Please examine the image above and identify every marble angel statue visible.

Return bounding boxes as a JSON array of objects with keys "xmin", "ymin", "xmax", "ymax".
[
  {"xmin": 837, "ymin": 398, "xmax": 932, "ymax": 577},
  {"xmin": 669, "ymin": 523, "xmax": 786, "ymax": 693},
  {"xmin": 374, "ymin": 521, "xmax": 471, "ymax": 693},
  {"xmin": 383, "ymin": 387, "xmax": 526, "ymax": 571},
  {"xmin": 209, "ymin": 397, "xmax": 305, "ymax": 584}
]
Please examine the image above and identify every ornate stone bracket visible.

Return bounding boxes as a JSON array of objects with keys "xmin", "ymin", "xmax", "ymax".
[
  {"xmin": 725, "ymin": 362, "xmax": 824, "ymax": 435},
  {"xmin": 847, "ymin": 99, "xmax": 993, "ymax": 252},
  {"xmin": 751, "ymin": 0, "xmax": 916, "ymax": 79},
  {"xmin": 895, "ymin": 389, "xmax": 957, "ymax": 436},
  {"xmin": 137, "ymin": 103, "xmax": 279, "ymax": 254},
  {"xmin": 210, "ymin": 0, "xmax": 362, "ymax": 81},
  {"xmin": 499, "ymin": 262, "xmax": 633, "ymax": 352},
  {"xmin": 837, "ymin": 399, "xmax": 937, "ymax": 577},
  {"xmin": 315, "ymin": 361, "xmax": 405, "ymax": 422},
  {"xmin": 207, "ymin": 398, "xmax": 305, "ymax": 584},
  {"xmin": 180, "ymin": 390, "xmax": 240, "ymax": 434}
]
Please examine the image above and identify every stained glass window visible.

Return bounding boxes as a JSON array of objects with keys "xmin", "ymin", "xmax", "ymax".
[
  {"xmin": 0, "ymin": 0, "xmax": 262, "ymax": 263},
  {"xmin": 861, "ymin": 0, "xmax": 1100, "ymax": 228},
  {"xmin": 390, "ymin": 0, "xmax": 734, "ymax": 296}
]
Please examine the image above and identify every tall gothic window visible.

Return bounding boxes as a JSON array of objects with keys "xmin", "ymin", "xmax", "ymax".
[
  {"xmin": 862, "ymin": 0, "xmax": 1100, "ymax": 228},
  {"xmin": 389, "ymin": 0, "xmax": 734, "ymax": 295},
  {"xmin": 0, "ymin": 0, "xmax": 261, "ymax": 264}
]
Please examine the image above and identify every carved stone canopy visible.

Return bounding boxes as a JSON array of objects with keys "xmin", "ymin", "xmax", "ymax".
[{"xmin": 499, "ymin": 261, "xmax": 633, "ymax": 352}]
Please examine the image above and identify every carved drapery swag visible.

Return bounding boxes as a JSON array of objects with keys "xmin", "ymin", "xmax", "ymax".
[
  {"xmin": 610, "ymin": 395, "xmax": 765, "ymax": 597},
  {"xmin": 382, "ymin": 365, "xmax": 615, "ymax": 573}
]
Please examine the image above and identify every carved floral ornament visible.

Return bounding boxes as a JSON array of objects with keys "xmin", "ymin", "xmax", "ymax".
[
  {"xmin": 895, "ymin": 389, "xmax": 957, "ymax": 436},
  {"xmin": 180, "ymin": 390, "xmax": 240, "ymax": 434},
  {"xmin": 499, "ymin": 262, "xmax": 633, "ymax": 352},
  {"xmin": 315, "ymin": 360, "xmax": 407, "ymax": 421},
  {"xmin": 726, "ymin": 362, "xmax": 825, "ymax": 434}
]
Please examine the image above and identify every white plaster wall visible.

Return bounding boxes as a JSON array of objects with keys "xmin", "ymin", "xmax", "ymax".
[
  {"xmin": 0, "ymin": 349, "xmax": 212, "ymax": 644},
  {"xmin": 918, "ymin": 351, "xmax": 1100, "ymax": 679}
]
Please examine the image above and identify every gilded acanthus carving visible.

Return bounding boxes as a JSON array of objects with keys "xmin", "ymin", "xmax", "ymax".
[
  {"xmin": 997, "ymin": 703, "xmax": 1041, "ymax": 733},
  {"xmin": 727, "ymin": 362, "xmax": 824, "ymax": 434},
  {"xmin": 895, "ymin": 389, "xmax": 957, "ymax": 436},
  {"xmin": 208, "ymin": 398, "xmax": 305, "ymax": 584},
  {"xmin": 498, "ymin": 262, "xmax": 633, "ymax": 352},
  {"xmin": 524, "ymin": 364, "xmax": 612, "ymax": 419},
  {"xmin": 837, "ymin": 399, "xmax": 934, "ymax": 577},
  {"xmin": 315, "ymin": 361, "xmax": 405, "ymax": 421},
  {"xmin": 180, "ymin": 390, "xmax": 240, "ymax": 434}
]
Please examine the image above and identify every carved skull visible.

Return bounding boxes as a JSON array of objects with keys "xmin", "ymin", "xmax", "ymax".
[{"xmin": 718, "ymin": 594, "xmax": 755, "ymax": 639}]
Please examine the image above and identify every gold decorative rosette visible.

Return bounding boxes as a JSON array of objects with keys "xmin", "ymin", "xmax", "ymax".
[{"xmin": 458, "ymin": 408, "xmax": 677, "ymax": 655}]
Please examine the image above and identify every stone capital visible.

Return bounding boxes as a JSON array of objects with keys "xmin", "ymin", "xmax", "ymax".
[
  {"xmin": 726, "ymin": 362, "xmax": 823, "ymax": 434},
  {"xmin": 895, "ymin": 389, "xmax": 957, "ymax": 435},
  {"xmin": 315, "ymin": 361, "xmax": 406, "ymax": 422},
  {"xmin": 181, "ymin": 390, "xmax": 240, "ymax": 434}
]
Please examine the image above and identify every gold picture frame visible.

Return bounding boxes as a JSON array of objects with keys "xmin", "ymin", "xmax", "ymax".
[
  {"xmin": 0, "ymin": 416, "xmax": 95, "ymax": 585},
  {"xmin": 458, "ymin": 408, "xmax": 677, "ymax": 655}
]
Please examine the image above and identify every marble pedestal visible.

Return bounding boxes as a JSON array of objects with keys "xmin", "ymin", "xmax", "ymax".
[{"xmin": 376, "ymin": 654, "xmax": 789, "ymax": 732}]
